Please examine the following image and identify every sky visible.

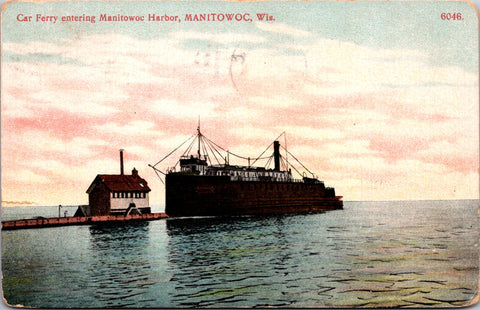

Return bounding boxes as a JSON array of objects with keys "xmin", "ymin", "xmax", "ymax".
[{"xmin": 1, "ymin": 0, "xmax": 479, "ymax": 208}]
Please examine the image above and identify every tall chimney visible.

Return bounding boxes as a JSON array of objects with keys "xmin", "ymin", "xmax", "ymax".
[
  {"xmin": 274, "ymin": 141, "xmax": 280, "ymax": 171},
  {"xmin": 120, "ymin": 149, "xmax": 124, "ymax": 175}
]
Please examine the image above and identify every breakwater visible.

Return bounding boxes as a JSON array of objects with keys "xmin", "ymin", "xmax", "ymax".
[{"xmin": 1, "ymin": 212, "xmax": 168, "ymax": 230}]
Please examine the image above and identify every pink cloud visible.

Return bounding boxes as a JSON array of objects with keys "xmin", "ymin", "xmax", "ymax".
[
  {"xmin": 367, "ymin": 133, "xmax": 430, "ymax": 163},
  {"xmin": 1, "ymin": 33, "xmax": 478, "ymax": 204}
]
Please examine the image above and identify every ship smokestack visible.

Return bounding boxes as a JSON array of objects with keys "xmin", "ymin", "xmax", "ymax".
[
  {"xmin": 120, "ymin": 149, "xmax": 124, "ymax": 175},
  {"xmin": 274, "ymin": 141, "xmax": 280, "ymax": 171}
]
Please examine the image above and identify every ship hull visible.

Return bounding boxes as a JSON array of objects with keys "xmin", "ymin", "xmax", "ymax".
[{"xmin": 165, "ymin": 174, "xmax": 343, "ymax": 217}]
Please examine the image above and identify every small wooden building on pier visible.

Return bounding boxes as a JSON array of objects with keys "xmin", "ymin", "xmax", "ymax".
[{"xmin": 78, "ymin": 150, "xmax": 151, "ymax": 216}]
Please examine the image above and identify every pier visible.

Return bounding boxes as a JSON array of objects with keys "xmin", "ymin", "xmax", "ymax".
[{"xmin": 1, "ymin": 212, "xmax": 168, "ymax": 230}]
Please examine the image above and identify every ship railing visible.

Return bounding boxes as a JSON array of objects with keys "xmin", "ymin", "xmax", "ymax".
[{"xmin": 229, "ymin": 176, "xmax": 312, "ymax": 183}]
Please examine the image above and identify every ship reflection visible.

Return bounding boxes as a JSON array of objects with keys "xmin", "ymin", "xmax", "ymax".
[
  {"xmin": 165, "ymin": 215, "xmax": 254, "ymax": 235},
  {"xmin": 165, "ymin": 212, "xmax": 324, "ymax": 236},
  {"xmin": 164, "ymin": 214, "xmax": 302, "ymax": 307}
]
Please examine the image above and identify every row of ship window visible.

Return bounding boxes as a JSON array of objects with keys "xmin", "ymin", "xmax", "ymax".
[
  {"xmin": 240, "ymin": 183, "xmax": 317, "ymax": 191},
  {"xmin": 215, "ymin": 171, "xmax": 287, "ymax": 178},
  {"xmin": 112, "ymin": 192, "xmax": 147, "ymax": 199}
]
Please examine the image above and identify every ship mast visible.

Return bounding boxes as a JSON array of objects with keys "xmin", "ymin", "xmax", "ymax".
[
  {"xmin": 284, "ymin": 132, "xmax": 288, "ymax": 172},
  {"xmin": 197, "ymin": 117, "xmax": 202, "ymax": 159},
  {"xmin": 150, "ymin": 126, "xmax": 320, "ymax": 185}
]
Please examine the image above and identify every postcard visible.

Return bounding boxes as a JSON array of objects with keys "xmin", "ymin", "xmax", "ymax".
[{"xmin": 1, "ymin": 0, "xmax": 479, "ymax": 308}]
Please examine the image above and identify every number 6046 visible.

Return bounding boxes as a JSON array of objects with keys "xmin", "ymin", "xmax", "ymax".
[{"xmin": 441, "ymin": 12, "xmax": 463, "ymax": 20}]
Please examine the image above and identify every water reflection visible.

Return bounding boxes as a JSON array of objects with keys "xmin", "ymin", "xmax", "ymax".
[
  {"xmin": 165, "ymin": 212, "xmax": 321, "ymax": 235},
  {"xmin": 165, "ymin": 214, "xmax": 314, "ymax": 307},
  {"xmin": 89, "ymin": 221, "xmax": 150, "ymax": 248},
  {"xmin": 163, "ymin": 204, "xmax": 478, "ymax": 308},
  {"xmin": 87, "ymin": 222, "xmax": 155, "ymax": 307},
  {"xmin": 2, "ymin": 201, "xmax": 477, "ymax": 308}
]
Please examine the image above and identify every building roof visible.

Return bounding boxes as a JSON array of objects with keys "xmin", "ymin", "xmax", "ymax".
[{"xmin": 86, "ymin": 173, "xmax": 151, "ymax": 194}]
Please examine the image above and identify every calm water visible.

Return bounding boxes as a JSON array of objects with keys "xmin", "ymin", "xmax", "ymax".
[{"xmin": 2, "ymin": 200, "xmax": 478, "ymax": 308}]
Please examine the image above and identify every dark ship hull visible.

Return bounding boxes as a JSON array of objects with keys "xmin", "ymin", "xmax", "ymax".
[{"xmin": 165, "ymin": 174, "xmax": 343, "ymax": 217}]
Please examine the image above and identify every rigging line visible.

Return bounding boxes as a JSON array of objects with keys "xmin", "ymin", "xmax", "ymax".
[
  {"xmin": 284, "ymin": 132, "xmax": 288, "ymax": 172},
  {"xmin": 173, "ymin": 160, "xmax": 180, "ymax": 170},
  {"xmin": 152, "ymin": 167, "xmax": 165, "ymax": 184},
  {"xmin": 202, "ymin": 134, "xmax": 272, "ymax": 161},
  {"xmin": 202, "ymin": 135, "xmax": 223, "ymax": 164},
  {"xmin": 250, "ymin": 132, "xmax": 285, "ymax": 166},
  {"xmin": 182, "ymin": 135, "xmax": 197, "ymax": 157},
  {"xmin": 200, "ymin": 136, "xmax": 210, "ymax": 164},
  {"xmin": 204, "ymin": 138, "xmax": 222, "ymax": 165},
  {"xmin": 183, "ymin": 135, "xmax": 196, "ymax": 156},
  {"xmin": 148, "ymin": 164, "xmax": 166, "ymax": 175},
  {"xmin": 197, "ymin": 134, "xmax": 204, "ymax": 156},
  {"xmin": 231, "ymin": 152, "xmax": 272, "ymax": 161},
  {"xmin": 203, "ymin": 140, "xmax": 215, "ymax": 165},
  {"xmin": 280, "ymin": 145, "xmax": 315, "ymax": 176},
  {"xmin": 198, "ymin": 135, "xmax": 206, "ymax": 163},
  {"xmin": 202, "ymin": 134, "xmax": 227, "ymax": 151},
  {"xmin": 286, "ymin": 149, "xmax": 314, "ymax": 177},
  {"xmin": 151, "ymin": 134, "xmax": 195, "ymax": 167},
  {"xmin": 202, "ymin": 135, "xmax": 249, "ymax": 160},
  {"xmin": 229, "ymin": 151, "xmax": 271, "ymax": 161},
  {"xmin": 201, "ymin": 135, "xmax": 246, "ymax": 160},
  {"xmin": 285, "ymin": 158, "xmax": 302, "ymax": 178},
  {"xmin": 212, "ymin": 142, "xmax": 228, "ymax": 165},
  {"xmin": 213, "ymin": 140, "xmax": 229, "ymax": 162},
  {"xmin": 280, "ymin": 156, "xmax": 289, "ymax": 172},
  {"xmin": 273, "ymin": 131, "xmax": 286, "ymax": 142},
  {"xmin": 250, "ymin": 141, "xmax": 274, "ymax": 167},
  {"xmin": 264, "ymin": 152, "xmax": 274, "ymax": 169},
  {"xmin": 278, "ymin": 155, "xmax": 285, "ymax": 170},
  {"xmin": 202, "ymin": 135, "xmax": 243, "ymax": 160}
]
